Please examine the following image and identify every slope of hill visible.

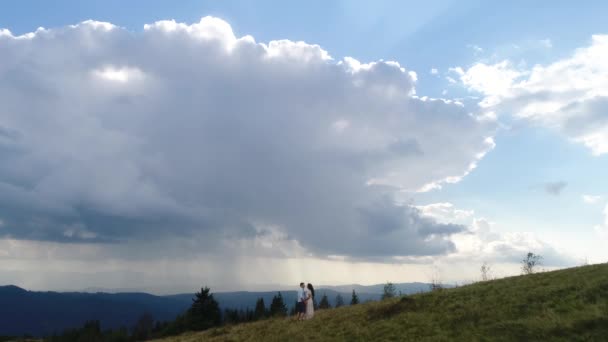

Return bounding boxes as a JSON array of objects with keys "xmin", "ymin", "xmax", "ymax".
[{"xmin": 155, "ymin": 264, "xmax": 608, "ymax": 341}]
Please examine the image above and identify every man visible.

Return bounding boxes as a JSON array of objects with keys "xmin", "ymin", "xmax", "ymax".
[{"xmin": 296, "ymin": 282, "xmax": 306, "ymax": 321}]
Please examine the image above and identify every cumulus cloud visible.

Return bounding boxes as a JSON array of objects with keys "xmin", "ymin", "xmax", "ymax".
[
  {"xmin": 453, "ymin": 35, "xmax": 608, "ymax": 155},
  {"xmin": 416, "ymin": 202, "xmax": 574, "ymax": 266},
  {"xmin": 450, "ymin": 62, "xmax": 524, "ymax": 107},
  {"xmin": 414, "ymin": 202, "xmax": 474, "ymax": 224},
  {"xmin": 0, "ymin": 17, "xmax": 495, "ymax": 261},
  {"xmin": 582, "ymin": 194, "xmax": 602, "ymax": 204}
]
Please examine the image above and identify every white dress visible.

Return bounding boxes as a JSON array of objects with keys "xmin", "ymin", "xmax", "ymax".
[{"xmin": 305, "ymin": 289, "xmax": 314, "ymax": 319}]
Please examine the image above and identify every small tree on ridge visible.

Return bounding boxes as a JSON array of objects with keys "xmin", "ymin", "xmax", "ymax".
[
  {"xmin": 480, "ymin": 261, "xmax": 492, "ymax": 281},
  {"xmin": 522, "ymin": 252, "xmax": 543, "ymax": 275},
  {"xmin": 382, "ymin": 282, "xmax": 397, "ymax": 300}
]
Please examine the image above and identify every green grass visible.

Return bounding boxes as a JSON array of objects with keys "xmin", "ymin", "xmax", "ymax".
[{"xmin": 154, "ymin": 264, "xmax": 608, "ymax": 341}]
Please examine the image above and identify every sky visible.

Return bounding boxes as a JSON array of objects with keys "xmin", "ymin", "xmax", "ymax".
[{"xmin": 1, "ymin": 0, "xmax": 607, "ymax": 294}]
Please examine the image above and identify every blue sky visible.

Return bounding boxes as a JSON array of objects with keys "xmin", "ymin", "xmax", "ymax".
[{"xmin": 1, "ymin": 1, "xmax": 607, "ymax": 291}]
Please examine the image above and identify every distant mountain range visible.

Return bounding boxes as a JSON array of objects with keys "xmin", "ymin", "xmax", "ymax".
[
  {"xmin": 319, "ymin": 282, "xmax": 431, "ymax": 295},
  {"xmin": 0, "ymin": 283, "xmax": 434, "ymax": 337}
]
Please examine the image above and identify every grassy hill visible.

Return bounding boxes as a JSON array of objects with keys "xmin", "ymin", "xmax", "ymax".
[{"xmin": 154, "ymin": 263, "xmax": 608, "ymax": 341}]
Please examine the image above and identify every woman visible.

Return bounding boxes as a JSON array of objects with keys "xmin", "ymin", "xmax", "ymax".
[{"xmin": 305, "ymin": 283, "xmax": 315, "ymax": 319}]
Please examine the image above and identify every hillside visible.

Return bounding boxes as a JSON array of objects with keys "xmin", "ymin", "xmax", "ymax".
[{"xmin": 155, "ymin": 264, "xmax": 608, "ymax": 341}]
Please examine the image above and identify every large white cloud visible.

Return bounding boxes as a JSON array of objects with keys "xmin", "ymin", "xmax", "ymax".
[
  {"xmin": 453, "ymin": 35, "xmax": 608, "ymax": 155},
  {"xmin": 0, "ymin": 17, "xmax": 495, "ymax": 261},
  {"xmin": 415, "ymin": 202, "xmax": 575, "ymax": 267}
]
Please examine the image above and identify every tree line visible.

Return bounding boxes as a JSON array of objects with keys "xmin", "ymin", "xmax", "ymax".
[{"xmin": 44, "ymin": 287, "xmax": 362, "ymax": 341}]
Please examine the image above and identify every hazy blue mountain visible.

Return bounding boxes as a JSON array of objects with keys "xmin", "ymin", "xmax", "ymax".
[
  {"xmin": 0, "ymin": 285, "xmax": 189, "ymax": 337},
  {"xmin": 0, "ymin": 283, "xmax": 431, "ymax": 336},
  {"xmin": 319, "ymin": 282, "xmax": 435, "ymax": 295}
]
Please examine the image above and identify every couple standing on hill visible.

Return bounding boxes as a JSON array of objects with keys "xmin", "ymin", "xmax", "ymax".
[{"xmin": 296, "ymin": 282, "xmax": 315, "ymax": 320}]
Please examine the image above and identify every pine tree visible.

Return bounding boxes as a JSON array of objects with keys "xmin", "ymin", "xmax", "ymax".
[
  {"xmin": 188, "ymin": 286, "xmax": 221, "ymax": 331},
  {"xmin": 318, "ymin": 293, "xmax": 331, "ymax": 309},
  {"xmin": 335, "ymin": 294, "xmax": 345, "ymax": 308},
  {"xmin": 80, "ymin": 320, "xmax": 102, "ymax": 342},
  {"xmin": 245, "ymin": 308, "xmax": 254, "ymax": 322},
  {"xmin": 132, "ymin": 313, "xmax": 154, "ymax": 341},
  {"xmin": 254, "ymin": 297, "xmax": 267, "ymax": 320},
  {"xmin": 350, "ymin": 289, "xmax": 359, "ymax": 305},
  {"xmin": 269, "ymin": 292, "xmax": 288, "ymax": 317},
  {"xmin": 223, "ymin": 308, "xmax": 239, "ymax": 324}
]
